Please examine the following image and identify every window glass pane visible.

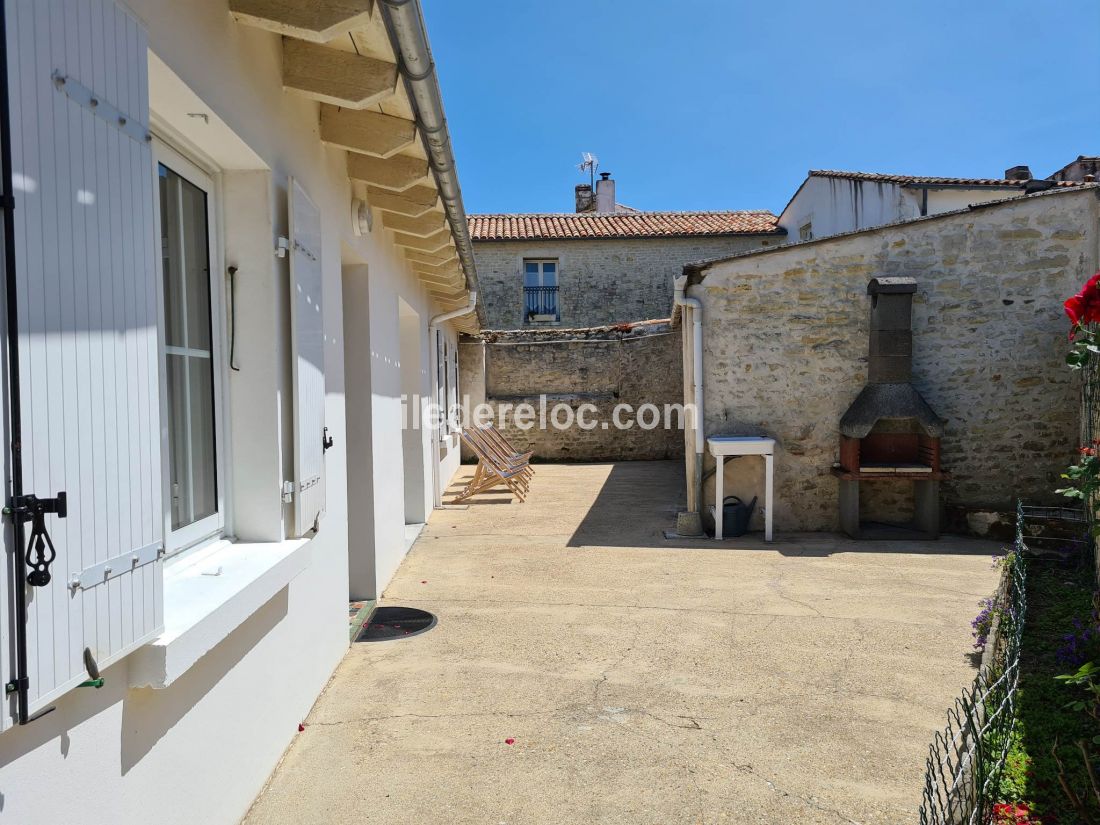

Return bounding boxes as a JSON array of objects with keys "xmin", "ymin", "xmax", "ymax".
[
  {"xmin": 166, "ymin": 354, "xmax": 217, "ymax": 529},
  {"xmin": 523, "ymin": 268, "xmax": 539, "ymax": 288},
  {"xmin": 160, "ymin": 168, "xmax": 186, "ymax": 349},
  {"xmin": 166, "ymin": 354, "xmax": 188, "ymax": 528},
  {"xmin": 524, "ymin": 261, "xmax": 539, "ymax": 274},
  {"xmin": 160, "ymin": 162, "xmax": 218, "ymax": 533},
  {"xmin": 542, "ymin": 262, "xmax": 556, "ymax": 274},
  {"xmin": 187, "ymin": 353, "xmax": 218, "ymax": 523},
  {"xmin": 181, "ymin": 179, "xmax": 212, "ymax": 351}
]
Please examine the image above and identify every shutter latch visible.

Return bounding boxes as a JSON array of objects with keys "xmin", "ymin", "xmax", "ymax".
[
  {"xmin": 4, "ymin": 492, "xmax": 67, "ymax": 587},
  {"xmin": 323, "ymin": 426, "xmax": 334, "ymax": 452}
]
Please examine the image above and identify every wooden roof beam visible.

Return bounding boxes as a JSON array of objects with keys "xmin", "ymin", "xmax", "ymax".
[
  {"xmin": 320, "ymin": 105, "xmax": 417, "ymax": 158},
  {"xmin": 284, "ymin": 39, "xmax": 397, "ymax": 108},
  {"xmin": 366, "ymin": 185, "xmax": 439, "ymax": 217},
  {"xmin": 230, "ymin": 0, "xmax": 375, "ymax": 42},
  {"xmin": 381, "ymin": 210, "xmax": 447, "ymax": 237},
  {"xmin": 413, "ymin": 268, "xmax": 464, "ymax": 287},
  {"xmin": 411, "ymin": 259, "xmax": 463, "ymax": 277},
  {"xmin": 347, "ymin": 153, "xmax": 430, "ymax": 192},
  {"xmin": 404, "ymin": 248, "xmax": 457, "ymax": 267},
  {"xmin": 392, "ymin": 228, "xmax": 453, "ymax": 253}
]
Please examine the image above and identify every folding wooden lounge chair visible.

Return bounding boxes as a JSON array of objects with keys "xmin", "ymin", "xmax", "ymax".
[
  {"xmin": 453, "ymin": 428, "xmax": 531, "ymax": 503},
  {"xmin": 479, "ymin": 423, "xmax": 534, "ymax": 476},
  {"xmin": 475, "ymin": 424, "xmax": 532, "ymax": 472},
  {"xmin": 466, "ymin": 427, "xmax": 532, "ymax": 490}
]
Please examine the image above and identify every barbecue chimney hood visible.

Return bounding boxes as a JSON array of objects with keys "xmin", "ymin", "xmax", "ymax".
[
  {"xmin": 833, "ymin": 277, "xmax": 946, "ymax": 539},
  {"xmin": 840, "ymin": 278, "xmax": 944, "ymax": 439}
]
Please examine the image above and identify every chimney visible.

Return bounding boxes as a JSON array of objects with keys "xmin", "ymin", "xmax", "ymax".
[
  {"xmin": 574, "ymin": 184, "xmax": 595, "ymax": 213},
  {"xmin": 595, "ymin": 172, "xmax": 615, "ymax": 213},
  {"xmin": 1004, "ymin": 165, "xmax": 1033, "ymax": 181},
  {"xmin": 867, "ymin": 277, "xmax": 915, "ymax": 383}
]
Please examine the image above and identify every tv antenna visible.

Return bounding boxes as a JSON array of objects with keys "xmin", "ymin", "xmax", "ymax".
[{"xmin": 578, "ymin": 152, "xmax": 599, "ymax": 189}]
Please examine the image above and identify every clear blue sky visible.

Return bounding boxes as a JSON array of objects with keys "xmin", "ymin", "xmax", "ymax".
[{"xmin": 421, "ymin": 0, "xmax": 1100, "ymax": 216}]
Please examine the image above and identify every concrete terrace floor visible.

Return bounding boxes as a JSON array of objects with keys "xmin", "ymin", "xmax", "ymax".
[{"xmin": 244, "ymin": 461, "xmax": 1001, "ymax": 825}]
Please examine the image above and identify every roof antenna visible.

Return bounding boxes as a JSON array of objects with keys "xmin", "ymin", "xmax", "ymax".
[{"xmin": 578, "ymin": 152, "xmax": 599, "ymax": 190}]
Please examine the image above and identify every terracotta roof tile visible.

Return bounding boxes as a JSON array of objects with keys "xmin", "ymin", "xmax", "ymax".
[
  {"xmin": 809, "ymin": 169, "xmax": 1085, "ymax": 188},
  {"xmin": 467, "ymin": 211, "xmax": 783, "ymax": 241}
]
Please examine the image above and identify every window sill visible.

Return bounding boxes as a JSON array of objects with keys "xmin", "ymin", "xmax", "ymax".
[{"xmin": 129, "ymin": 536, "xmax": 312, "ymax": 689}]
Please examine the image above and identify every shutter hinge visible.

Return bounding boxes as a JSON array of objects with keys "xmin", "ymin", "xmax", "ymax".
[
  {"xmin": 4, "ymin": 677, "xmax": 28, "ymax": 695},
  {"xmin": 281, "ymin": 480, "xmax": 295, "ymax": 503}
]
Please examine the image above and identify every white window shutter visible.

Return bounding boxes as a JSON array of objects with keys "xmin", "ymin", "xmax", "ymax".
[
  {"xmin": 288, "ymin": 179, "xmax": 326, "ymax": 535},
  {"xmin": 1, "ymin": 0, "xmax": 162, "ymax": 726}
]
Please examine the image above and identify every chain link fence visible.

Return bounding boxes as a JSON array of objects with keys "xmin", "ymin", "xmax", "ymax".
[{"xmin": 918, "ymin": 505, "xmax": 1030, "ymax": 825}]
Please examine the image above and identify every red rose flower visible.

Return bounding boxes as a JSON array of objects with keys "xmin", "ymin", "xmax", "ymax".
[{"xmin": 1065, "ymin": 271, "xmax": 1100, "ymax": 338}]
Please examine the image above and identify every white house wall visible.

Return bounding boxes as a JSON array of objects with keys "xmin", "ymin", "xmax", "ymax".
[
  {"xmin": 779, "ymin": 176, "xmax": 920, "ymax": 240},
  {"xmin": 0, "ymin": 1, "xmax": 465, "ymax": 823},
  {"xmin": 779, "ymin": 175, "xmax": 1031, "ymax": 240}
]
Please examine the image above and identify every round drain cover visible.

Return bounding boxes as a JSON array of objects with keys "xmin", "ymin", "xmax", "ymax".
[{"xmin": 357, "ymin": 606, "xmax": 437, "ymax": 642}]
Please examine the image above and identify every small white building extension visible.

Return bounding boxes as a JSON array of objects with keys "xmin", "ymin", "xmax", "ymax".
[
  {"xmin": 779, "ymin": 168, "xmax": 1086, "ymax": 241},
  {"xmin": 0, "ymin": 1, "xmax": 479, "ymax": 822}
]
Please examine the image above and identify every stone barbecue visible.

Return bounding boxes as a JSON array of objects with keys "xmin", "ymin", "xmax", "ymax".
[{"xmin": 833, "ymin": 277, "xmax": 947, "ymax": 538}]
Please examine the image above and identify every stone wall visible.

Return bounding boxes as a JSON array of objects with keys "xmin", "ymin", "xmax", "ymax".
[
  {"xmin": 472, "ymin": 234, "xmax": 778, "ymax": 329},
  {"xmin": 459, "ymin": 321, "xmax": 684, "ymax": 461},
  {"xmin": 685, "ymin": 186, "xmax": 1100, "ymax": 533}
]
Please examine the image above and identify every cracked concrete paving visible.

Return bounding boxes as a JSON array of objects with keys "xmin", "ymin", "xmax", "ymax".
[{"xmin": 243, "ymin": 461, "xmax": 1000, "ymax": 825}]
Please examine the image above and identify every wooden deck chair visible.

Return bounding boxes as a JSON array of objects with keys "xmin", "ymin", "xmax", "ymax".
[
  {"xmin": 479, "ymin": 423, "xmax": 534, "ymax": 475},
  {"xmin": 475, "ymin": 424, "xmax": 532, "ymax": 473},
  {"xmin": 452, "ymin": 429, "xmax": 530, "ymax": 503},
  {"xmin": 465, "ymin": 427, "xmax": 531, "ymax": 491}
]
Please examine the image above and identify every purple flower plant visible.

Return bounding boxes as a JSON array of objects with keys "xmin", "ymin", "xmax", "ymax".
[{"xmin": 972, "ymin": 597, "xmax": 998, "ymax": 652}]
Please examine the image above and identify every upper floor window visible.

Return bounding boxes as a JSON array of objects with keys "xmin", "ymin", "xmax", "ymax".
[
  {"xmin": 523, "ymin": 259, "xmax": 559, "ymax": 323},
  {"xmin": 799, "ymin": 221, "xmax": 814, "ymax": 242}
]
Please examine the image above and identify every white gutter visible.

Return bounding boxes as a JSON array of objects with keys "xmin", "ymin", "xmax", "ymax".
[
  {"xmin": 674, "ymin": 275, "xmax": 705, "ymax": 524},
  {"xmin": 378, "ymin": 0, "xmax": 483, "ymax": 326},
  {"xmin": 428, "ymin": 292, "xmax": 477, "ymax": 508}
]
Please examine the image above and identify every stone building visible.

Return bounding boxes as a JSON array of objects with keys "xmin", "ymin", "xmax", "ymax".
[
  {"xmin": 675, "ymin": 184, "xmax": 1100, "ymax": 537},
  {"xmin": 468, "ymin": 175, "xmax": 785, "ymax": 329}
]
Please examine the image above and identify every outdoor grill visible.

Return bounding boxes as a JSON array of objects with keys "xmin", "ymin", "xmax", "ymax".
[{"xmin": 832, "ymin": 277, "xmax": 947, "ymax": 538}]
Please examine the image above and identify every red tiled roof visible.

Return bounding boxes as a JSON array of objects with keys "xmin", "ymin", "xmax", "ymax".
[
  {"xmin": 467, "ymin": 211, "xmax": 783, "ymax": 241},
  {"xmin": 809, "ymin": 170, "xmax": 1085, "ymax": 188}
]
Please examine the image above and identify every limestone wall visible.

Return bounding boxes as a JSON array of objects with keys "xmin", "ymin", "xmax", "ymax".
[
  {"xmin": 460, "ymin": 322, "xmax": 684, "ymax": 461},
  {"xmin": 688, "ymin": 187, "xmax": 1100, "ymax": 532},
  {"xmin": 472, "ymin": 235, "xmax": 778, "ymax": 329}
]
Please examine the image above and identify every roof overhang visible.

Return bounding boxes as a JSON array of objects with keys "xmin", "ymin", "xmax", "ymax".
[{"xmin": 228, "ymin": 0, "xmax": 480, "ymax": 332}]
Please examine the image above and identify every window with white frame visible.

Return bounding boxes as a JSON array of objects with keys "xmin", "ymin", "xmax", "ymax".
[
  {"xmin": 157, "ymin": 145, "xmax": 226, "ymax": 553},
  {"xmin": 523, "ymin": 259, "xmax": 559, "ymax": 323},
  {"xmin": 799, "ymin": 221, "xmax": 814, "ymax": 242}
]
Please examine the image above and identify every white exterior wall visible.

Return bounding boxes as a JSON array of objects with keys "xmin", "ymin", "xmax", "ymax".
[
  {"xmin": 0, "ymin": 1, "xmax": 465, "ymax": 823},
  {"xmin": 779, "ymin": 175, "xmax": 1028, "ymax": 241}
]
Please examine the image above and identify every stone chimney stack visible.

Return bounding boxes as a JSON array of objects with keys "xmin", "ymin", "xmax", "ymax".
[
  {"xmin": 574, "ymin": 184, "xmax": 595, "ymax": 213},
  {"xmin": 1005, "ymin": 165, "xmax": 1033, "ymax": 181},
  {"xmin": 595, "ymin": 172, "xmax": 615, "ymax": 212}
]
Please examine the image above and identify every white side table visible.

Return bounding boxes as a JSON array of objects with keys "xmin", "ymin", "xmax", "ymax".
[{"xmin": 707, "ymin": 436, "xmax": 775, "ymax": 542}]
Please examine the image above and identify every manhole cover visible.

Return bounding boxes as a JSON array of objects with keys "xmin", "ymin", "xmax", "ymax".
[{"xmin": 356, "ymin": 606, "xmax": 437, "ymax": 642}]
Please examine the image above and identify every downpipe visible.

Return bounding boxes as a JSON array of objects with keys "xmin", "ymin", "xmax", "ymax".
[
  {"xmin": 429, "ymin": 292, "xmax": 477, "ymax": 509},
  {"xmin": 674, "ymin": 276, "xmax": 705, "ymax": 536}
]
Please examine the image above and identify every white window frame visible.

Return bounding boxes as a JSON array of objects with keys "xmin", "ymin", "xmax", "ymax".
[
  {"xmin": 798, "ymin": 220, "xmax": 814, "ymax": 242},
  {"xmin": 523, "ymin": 258, "xmax": 560, "ymax": 323},
  {"xmin": 153, "ymin": 138, "xmax": 230, "ymax": 556}
]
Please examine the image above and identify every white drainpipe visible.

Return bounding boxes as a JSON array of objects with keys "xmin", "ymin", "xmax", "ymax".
[
  {"xmin": 429, "ymin": 291, "xmax": 477, "ymax": 508},
  {"xmin": 674, "ymin": 276, "xmax": 705, "ymax": 524}
]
